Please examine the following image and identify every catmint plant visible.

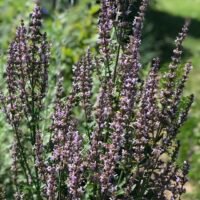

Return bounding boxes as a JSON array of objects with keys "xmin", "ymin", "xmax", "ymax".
[{"xmin": 0, "ymin": 0, "xmax": 193, "ymax": 199}]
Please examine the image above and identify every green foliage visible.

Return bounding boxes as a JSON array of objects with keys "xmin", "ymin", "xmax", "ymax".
[{"xmin": 155, "ymin": 0, "xmax": 200, "ymax": 19}]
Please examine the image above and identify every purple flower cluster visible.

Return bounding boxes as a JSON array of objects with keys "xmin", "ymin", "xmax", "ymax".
[
  {"xmin": 0, "ymin": 1, "xmax": 194, "ymax": 200},
  {"xmin": 72, "ymin": 49, "xmax": 94, "ymax": 122},
  {"xmin": 1, "ymin": 4, "xmax": 50, "ymax": 199},
  {"xmin": 98, "ymin": 0, "xmax": 114, "ymax": 66}
]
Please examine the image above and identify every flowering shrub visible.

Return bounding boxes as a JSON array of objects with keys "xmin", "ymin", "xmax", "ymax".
[{"xmin": 0, "ymin": 0, "xmax": 193, "ymax": 199}]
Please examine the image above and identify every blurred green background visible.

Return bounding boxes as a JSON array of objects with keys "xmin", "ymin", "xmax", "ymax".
[{"xmin": 0, "ymin": 0, "xmax": 200, "ymax": 199}]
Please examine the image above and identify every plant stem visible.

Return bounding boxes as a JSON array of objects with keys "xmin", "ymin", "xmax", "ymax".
[{"xmin": 113, "ymin": 44, "xmax": 121, "ymax": 83}]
